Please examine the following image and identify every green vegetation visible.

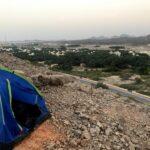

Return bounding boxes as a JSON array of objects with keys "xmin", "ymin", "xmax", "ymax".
[
  {"xmin": 57, "ymin": 70, "xmax": 110, "ymax": 81},
  {"xmin": 95, "ymin": 82, "xmax": 109, "ymax": 89},
  {"xmin": 12, "ymin": 48, "xmax": 150, "ymax": 75},
  {"xmin": 109, "ymin": 46, "xmax": 125, "ymax": 51},
  {"xmin": 67, "ymin": 44, "xmax": 81, "ymax": 47},
  {"xmin": 6, "ymin": 46, "xmax": 150, "ymax": 96},
  {"xmin": 120, "ymin": 75, "xmax": 150, "ymax": 96}
]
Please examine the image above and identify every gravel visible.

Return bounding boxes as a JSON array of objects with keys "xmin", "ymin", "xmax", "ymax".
[{"xmin": 0, "ymin": 52, "xmax": 150, "ymax": 150}]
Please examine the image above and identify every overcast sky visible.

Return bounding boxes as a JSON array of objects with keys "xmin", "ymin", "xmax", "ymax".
[{"xmin": 0, "ymin": 0, "xmax": 150, "ymax": 41}]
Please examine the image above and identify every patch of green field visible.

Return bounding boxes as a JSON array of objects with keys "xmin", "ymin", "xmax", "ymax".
[
  {"xmin": 62, "ymin": 68, "xmax": 134, "ymax": 80},
  {"xmin": 60, "ymin": 70, "xmax": 111, "ymax": 81},
  {"xmin": 120, "ymin": 75, "xmax": 150, "ymax": 96}
]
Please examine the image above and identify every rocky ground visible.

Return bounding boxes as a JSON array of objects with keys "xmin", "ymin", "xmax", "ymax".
[{"xmin": 0, "ymin": 52, "xmax": 150, "ymax": 150}]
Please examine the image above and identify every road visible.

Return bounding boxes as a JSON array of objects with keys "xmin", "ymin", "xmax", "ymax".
[
  {"xmin": 60, "ymin": 72, "xmax": 150, "ymax": 104},
  {"xmin": 76, "ymin": 77, "xmax": 150, "ymax": 104}
]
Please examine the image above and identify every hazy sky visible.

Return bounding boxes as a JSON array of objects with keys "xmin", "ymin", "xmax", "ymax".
[{"xmin": 0, "ymin": 0, "xmax": 150, "ymax": 41}]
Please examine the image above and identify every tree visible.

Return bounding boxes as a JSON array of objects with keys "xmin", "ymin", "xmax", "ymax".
[
  {"xmin": 60, "ymin": 45, "xmax": 67, "ymax": 51},
  {"xmin": 109, "ymin": 46, "xmax": 125, "ymax": 51}
]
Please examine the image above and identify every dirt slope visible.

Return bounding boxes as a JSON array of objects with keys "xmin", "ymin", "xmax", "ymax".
[{"xmin": 0, "ymin": 52, "xmax": 149, "ymax": 150}]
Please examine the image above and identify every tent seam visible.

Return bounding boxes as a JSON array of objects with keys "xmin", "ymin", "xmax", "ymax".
[{"xmin": 6, "ymin": 79, "xmax": 23, "ymax": 131}]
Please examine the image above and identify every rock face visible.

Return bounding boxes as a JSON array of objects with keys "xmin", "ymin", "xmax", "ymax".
[{"xmin": 0, "ymin": 52, "xmax": 149, "ymax": 150}]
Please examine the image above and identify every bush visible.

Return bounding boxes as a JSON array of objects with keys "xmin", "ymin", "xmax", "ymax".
[
  {"xmin": 120, "ymin": 73, "xmax": 132, "ymax": 80},
  {"xmin": 135, "ymin": 67, "xmax": 149, "ymax": 75},
  {"xmin": 95, "ymin": 82, "xmax": 109, "ymax": 89},
  {"xmin": 58, "ymin": 64, "xmax": 73, "ymax": 71},
  {"xmin": 120, "ymin": 84, "xmax": 137, "ymax": 91},
  {"xmin": 135, "ymin": 77, "xmax": 142, "ymax": 84}
]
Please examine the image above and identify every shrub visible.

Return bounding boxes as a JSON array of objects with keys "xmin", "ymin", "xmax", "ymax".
[
  {"xmin": 95, "ymin": 82, "xmax": 109, "ymax": 89},
  {"xmin": 135, "ymin": 77, "xmax": 142, "ymax": 84},
  {"xmin": 57, "ymin": 64, "xmax": 73, "ymax": 71},
  {"xmin": 120, "ymin": 73, "xmax": 132, "ymax": 80}
]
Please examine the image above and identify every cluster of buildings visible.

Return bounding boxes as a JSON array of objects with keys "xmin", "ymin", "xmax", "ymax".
[{"xmin": 0, "ymin": 43, "xmax": 150, "ymax": 58}]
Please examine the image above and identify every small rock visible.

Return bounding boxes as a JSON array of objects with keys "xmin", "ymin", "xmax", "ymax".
[
  {"xmin": 96, "ymin": 121, "xmax": 103, "ymax": 129},
  {"xmin": 105, "ymin": 127, "xmax": 112, "ymax": 136},
  {"xmin": 70, "ymin": 139, "xmax": 78, "ymax": 147},
  {"xmin": 46, "ymin": 142, "xmax": 55, "ymax": 150},
  {"xmin": 98, "ymin": 143, "xmax": 102, "ymax": 148},
  {"xmin": 57, "ymin": 148, "xmax": 64, "ymax": 150},
  {"xmin": 90, "ymin": 126, "xmax": 100, "ymax": 136},
  {"xmin": 129, "ymin": 143, "xmax": 135, "ymax": 150},
  {"xmin": 82, "ymin": 130, "xmax": 91, "ymax": 140},
  {"xmin": 142, "ymin": 141, "xmax": 150, "ymax": 149},
  {"xmin": 117, "ymin": 124, "xmax": 124, "ymax": 132},
  {"xmin": 115, "ymin": 131, "xmax": 120, "ymax": 136},
  {"xmin": 113, "ymin": 145, "xmax": 122, "ymax": 150},
  {"xmin": 80, "ymin": 139, "xmax": 89, "ymax": 147},
  {"xmin": 106, "ymin": 145, "xmax": 111, "ymax": 150},
  {"xmin": 131, "ymin": 138, "xmax": 138, "ymax": 144},
  {"xmin": 64, "ymin": 120, "xmax": 70, "ymax": 125},
  {"xmin": 120, "ymin": 137, "xmax": 126, "ymax": 143},
  {"xmin": 80, "ymin": 113, "xmax": 90, "ymax": 120},
  {"xmin": 73, "ymin": 129, "xmax": 82, "ymax": 138}
]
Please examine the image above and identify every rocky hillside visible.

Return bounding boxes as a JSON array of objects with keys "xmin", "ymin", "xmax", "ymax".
[{"xmin": 0, "ymin": 52, "xmax": 149, "ymax": 150}]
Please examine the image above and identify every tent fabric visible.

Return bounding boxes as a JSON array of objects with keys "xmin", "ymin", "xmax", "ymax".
[{"xmin": 0, "ymin": 68, "xmax": 49, "ymax": 147}]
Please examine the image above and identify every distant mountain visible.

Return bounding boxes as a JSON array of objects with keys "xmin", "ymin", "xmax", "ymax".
[
  {"xmin": 120, "ymin": 34, "xmax": 131, "ymax": 38},
  {"xmin": 90, "ymin": 36, "xmax": 108, "ymax": 40},
  {"xmin": 60, "ymin": 34, "xmax": 150, "ymax": 45}
]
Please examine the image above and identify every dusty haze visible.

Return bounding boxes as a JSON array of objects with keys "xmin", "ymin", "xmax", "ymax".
[{"xmin": 0, "ymin": 0, "xmax": 150, "ymax": 41}]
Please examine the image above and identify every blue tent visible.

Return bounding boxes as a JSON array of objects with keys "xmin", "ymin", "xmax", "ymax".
[{"xmin": 0, "ymin": 67, "xmax": 50, "ymax": 149}]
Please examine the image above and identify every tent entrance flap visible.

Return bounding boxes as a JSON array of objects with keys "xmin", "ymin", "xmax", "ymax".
[
  {"xmin": 12, "ymin": 100, "xmax": 41, "ymax": 129},
  {"xmin": 0, "ymin": 68, "xmax": 49, "ymax": 147}
]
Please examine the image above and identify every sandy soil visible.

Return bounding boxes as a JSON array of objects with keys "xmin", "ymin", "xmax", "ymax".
[{"xmin": 14, "ymin": 121, "xmax": 65, "ymax": 150}]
